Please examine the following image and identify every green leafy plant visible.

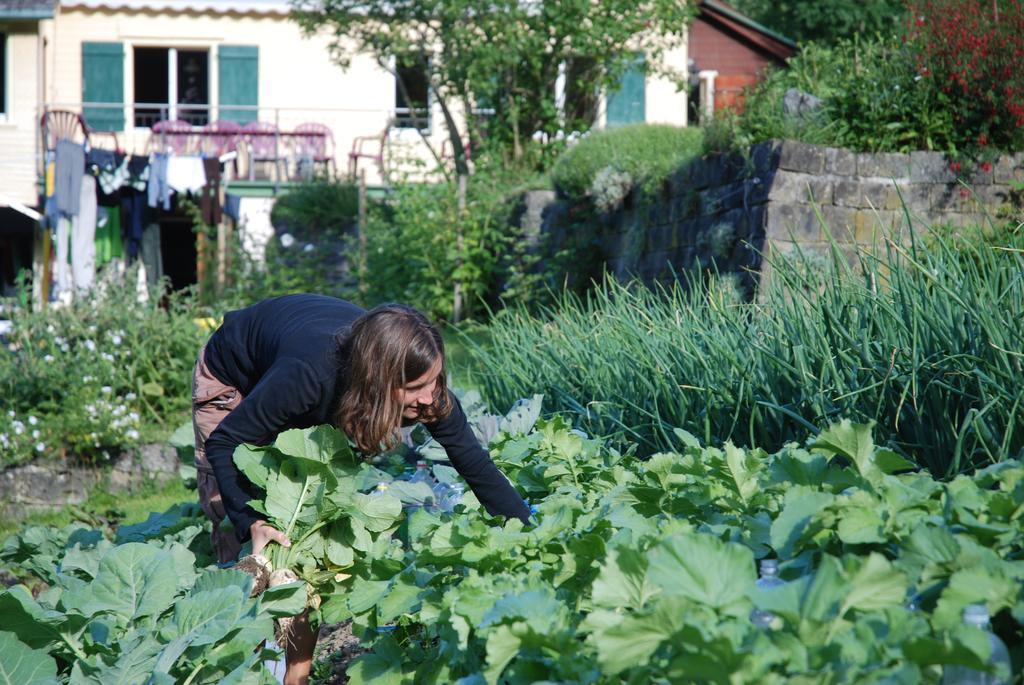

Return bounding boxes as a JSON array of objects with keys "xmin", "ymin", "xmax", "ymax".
[
  {"xmin": 0, "ymin": 279, "xmax": 205, "ymax": 466},
  {"xmin": 470, "ymin": 220, "xmax": 1024, "ymax": 476},
  {"xmin": 551, "ymin": 124, "xmax": 705, "ymax": 204}
]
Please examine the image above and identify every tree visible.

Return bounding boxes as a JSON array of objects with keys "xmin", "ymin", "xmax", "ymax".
[
  {"xmin": 728, "ymin": 0, "xmax": 906, "ymax": 45},
  {"xmin": 291, "ymin": 0, "xmax": 694, "ymax": 169}
]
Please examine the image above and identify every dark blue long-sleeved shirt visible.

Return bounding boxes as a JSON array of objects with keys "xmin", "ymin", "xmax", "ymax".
[{"xmin": 202, "ymin": 294, "xmax": 530, "ymax": 539}]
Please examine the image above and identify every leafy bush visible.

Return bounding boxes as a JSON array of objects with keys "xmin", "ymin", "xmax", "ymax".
[
  {"xmin": 0, "ymin": 279, "xmax": 206, "ymax": 466},
  {"xmin": 550, "ymin": 124, "xmax": 704, "ymax": 203},
  {"xmin": 269, "ymin": 177, "xmax": 359, "ymax": 242},
  {"xmin": 361, "ymin": 159, "xmax": 550, "ymax": 321},
  {"xmin": 906, "ymin": 0, "xmax": 1024, "ymax": 158},
  {"xmin": 470, "ymin": 220, "xmax": 1024, "ymax": 477},
  {"xmin": 705, "ymin": 35, "xmax": 958, "ymax": 155}
]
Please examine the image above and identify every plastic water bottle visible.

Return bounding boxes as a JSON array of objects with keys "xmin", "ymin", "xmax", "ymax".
[
  {"xmin": 370, "ymin": 481, "xmax": 389, "ymax": 497},
  {"xmin": 410, "ymin": 460, "xmax": 434, "ymax": 485},
  {"xmin": 750, "ymin": 559, "xmax": 784, "ymax": 629},
  {"xmin": 263, "ymin": 639, "xmax": 287, "ymax": 684},
  {"xmin": 439, "ymin": 483, "xmax": 465, "ymax": 512},
  {"xmin": 942, "ymin": 605, "xmax": 1012, "ymax": 685}
]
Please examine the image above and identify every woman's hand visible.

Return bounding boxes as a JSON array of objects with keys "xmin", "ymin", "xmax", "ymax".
[{"xmin": 249, "ymin": 520, "xmax": 291, "ymax": 556}]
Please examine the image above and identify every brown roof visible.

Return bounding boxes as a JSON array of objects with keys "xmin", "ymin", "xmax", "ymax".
[{"xmin": 699, "ymin": 0, "xmax": 798, "ymax": 62}]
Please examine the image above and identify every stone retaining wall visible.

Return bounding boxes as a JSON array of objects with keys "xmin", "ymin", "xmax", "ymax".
[
  {"xmin": 0, "ymin": 444, "xmax": 182, "ymax": 520},
  {"xmin": 533, "ymin": 140, "xmax": 1024, "ymax": 295}
]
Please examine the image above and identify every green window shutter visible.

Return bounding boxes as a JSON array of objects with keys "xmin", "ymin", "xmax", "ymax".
[
  {"xmin": 82, "ymin": 42, "xmax": 125, "ymax": 131},
  {"xmin": 218, "ymin": 45, "xmax": 258, "ymax": 124},
  {"xmin": 606, "ymin": 56, "xmax": 646, "ymax": 128}
]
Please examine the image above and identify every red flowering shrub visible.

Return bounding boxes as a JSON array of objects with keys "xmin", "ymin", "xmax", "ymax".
[{"xmin": 907, "ymin": 0, "xmax": 1024, "ymax": 154}]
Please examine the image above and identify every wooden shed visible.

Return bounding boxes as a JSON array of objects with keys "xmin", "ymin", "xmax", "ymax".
[{"xmin": 689, "ymin": 0, "xmax": 797, "ymax": 115}]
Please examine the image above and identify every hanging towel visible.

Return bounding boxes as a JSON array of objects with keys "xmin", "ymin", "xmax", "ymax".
[
  {"xmin": 55, "ymin": 139, "xmax": 85, "ymax": 217},
  {"xmin": 72, "ymin": 175, "xmax": 98, "ymax": 291},
  {"xmin": 148, "ymin": 153, "xmax": 172, "ymax": 210},
  {"xmin": 95, "ymin": 205, "xmax": 124, "ymax": 266},
  {"xmin": 167, "ymin": 155, "xmax": 207, "ymax": 195},
  {"xmin": 140, "ymin": 222, "xmax": 164, "ymax": 286}
]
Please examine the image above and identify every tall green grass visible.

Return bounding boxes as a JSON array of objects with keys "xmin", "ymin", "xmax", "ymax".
[{"xmin": 469, "ymin": 221, "xmax": 1024, "ymax": 476}]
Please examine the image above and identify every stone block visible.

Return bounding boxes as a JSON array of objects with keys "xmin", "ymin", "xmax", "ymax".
[
  {"xmin": 699, "ymin": 186, "xmax": 730, "ymax": 216},
  {"xmin": 720, "ymin": 182, "xmax": 748, "ymax": 211},
  {"xmin": 931, "ymin": 184, "xmax": 980, "ymax": 213},
  {"xmin": 745, "ymin": 175, "xmax": 772, "ymax": 205},
  {"xmin": 750, "ymin": 140, "xmax": 783, "ymax": 176},
  {"xmin": 834, "ymin": 180, "xmax": 863, "ymax": 208},
  {"xmin": 967, "ymin": 161, "xmax": 996, "ymax": 185},
  {"xmin": 852, "ymin": 209, "xmax": 899, "ymax": 243},
  {"xmin": 825, "ymin": 147, "xmax": 856, "ymax": 175},
  {"xmin": 765, "ymin": 203, "xmax": 822, "ymax": 241},
  {"xmin": 768, "ymin": 170, "xmax": 832, "ymax": 204},
  {"xmin": 994, "ymin": 153, "xmax": 1024, "ymax": 184},
  {"xmin": 746, "ymin": 205, "xmax": 768, "ymax": 240},
  {"xmin": 909, "ymin": 151, "xmax": 956, "ymax": 183},
  {"xmin": 817, "ymin": 206, "xmax": 857, "ymax": 241},
  {"xmin": 676, "ymin": 218, "xmax": 698, "ymax": 246},
  {"xmin": 857, "ymin": 152, "xmax": 911, "ymax": 179},
  {"xmin": 778, "ymin": 141, "xmax": 826, "ymax": 174},
  {"xmin": 647, "ymin": 223, "xmax": 672, "ymax": 250}
]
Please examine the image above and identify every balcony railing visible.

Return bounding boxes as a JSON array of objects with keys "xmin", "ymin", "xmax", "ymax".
[{"xmin": 38, "ymin": 102, "xmax": 466, "ymax": 186}]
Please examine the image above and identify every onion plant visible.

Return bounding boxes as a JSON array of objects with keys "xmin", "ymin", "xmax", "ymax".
[{"xmin": 469, "ymin": 217, "xmax": 1024, "ymax": 477}]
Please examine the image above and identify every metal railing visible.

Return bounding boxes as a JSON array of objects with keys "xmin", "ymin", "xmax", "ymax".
[{"xmin": 37, "ymin": 101, "xmax": 459, "ymax": 186}]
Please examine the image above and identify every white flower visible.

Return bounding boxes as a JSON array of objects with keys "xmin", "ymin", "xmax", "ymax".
[
  {"xmin": 101, "ymin": 386, "xmax": 112, "ymax": 394},
  {"xmin": 13, "ymin": 421, "xmax": 24, "ymax": 435},
  {"xmin": 126, "ymin": 392, "xmax": 137, "ymax": 401},
  {"xmin": 7, "ymin": 410, "xmax": 14, "ymax": 418},
  {"xmin": 280, "ymin": 233, "xmax": 296, "ymax": 248},
  {"xmin": 0, "ymin": 434, "xmax": 8, "ymax": 446},
  {"xmin": 54, "ymin": 336, "xmax": 65, "ymax": 345},
  {"xmin": 90, "ymin": 432, "xmax": 98, "ymax": 440},
  {"xmin": 32, "ymin": 429, "xmax": 40, "ymax": 439},
  {"xmin": 28, "ymin": 415, "xmax": 38, "ymax": 426},
  {"xmin": 43, "ymin": 354, "xmax": 54, "ymax": 362},
  {"xmin": 304, "ymin": 243, "xmax": 315, "ymax": 253},
  {"xmin": 84, "ymin": 339, "xmax": 96, "ymax": 352},
  {"xmin": 83, "ymin": 375, "xmax": 93, "ymax": 383},
  {"xmin": 102, "ymin": 353, "xmax": 114, "ymax": 362},
  {"xmin": 111, "ymin": 334, "xmax": 122, "ymax": 346},
  {"xmin": 128, "ymin": 412, "xmax": 140, "ymax": 422},
  {"xmin": 126, "ymin": 429, "xmax": 140, "ymax": 440},
  {"xmin": 35, "ymin": 442, "xmax": 45, "ymax": 452}
]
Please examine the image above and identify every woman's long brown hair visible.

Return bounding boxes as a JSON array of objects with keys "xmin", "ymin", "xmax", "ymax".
[{"xmin": 335, "ymin": 304, "xmax": 451, "ymax": 455}]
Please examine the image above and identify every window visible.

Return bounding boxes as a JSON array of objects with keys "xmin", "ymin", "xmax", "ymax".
[
  {"xmin": 0, "ymin": 32, "xmax": 7, "ymax": 117},
  {"xmin": 394, "ymin": 59, "xmax": 430, "ymax": 131},
  {"xmin": 133, "ymin": 47, "xmax": 209, "ymax": 127}
]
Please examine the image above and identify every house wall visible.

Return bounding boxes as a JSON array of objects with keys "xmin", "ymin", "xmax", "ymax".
[
  {"xmin": 688, "ymin": 14, "xmax": 781, "ymax": 111},
  {"xmin": 0, "ymin": 21, "xmax": 43, "ymax": 206},
  {"xmin": 38, "ymin": 5, "xmax": 450, "ymax": 185},
  {"xmin": 595, "ymin": 38, "xmax": 690, "ymax": 129}
]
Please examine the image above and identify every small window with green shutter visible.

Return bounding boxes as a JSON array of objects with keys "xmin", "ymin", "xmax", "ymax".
[
  {"xmin": 82, "ymin": 42, "xmax": 125, "ymax": 131},
  {"xmin": 218, "ymin": 45, "xmax": 258, "ymax": 124},
  {"xmin": 606, "ymin": 54, "xmax": 646, "ymax": 128}
]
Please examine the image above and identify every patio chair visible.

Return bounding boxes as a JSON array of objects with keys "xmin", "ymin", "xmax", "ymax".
[
  {"xmin": 151, "ymin": 119, "xmax": 193, "ymax": 155},
  {"xmin": 40, "ymin": 109, "xmax": 90, "ymax": 152},
  {"xmin": 293, "ymin": 122, "xmax": 337, "ymax": 177},
  {"xmin": 201, "ymin": 120, "xmax": 242, "ymax": 157},
  {"xmin": 242, "ymin": 121, "xmax": 286, "ymax": 181},
  {"xmin": 348, "ymin": 123, "xmax": 389, "ymax": 180}
]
